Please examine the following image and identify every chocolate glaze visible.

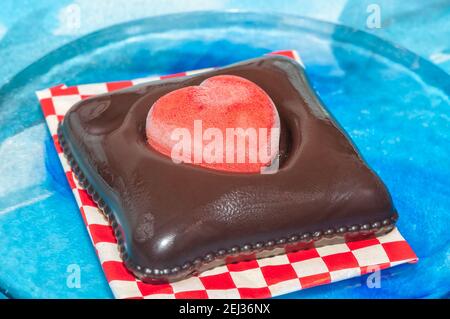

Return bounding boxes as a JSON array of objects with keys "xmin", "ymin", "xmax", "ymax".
[{"xmin": 60, "ymin": 55, "xmax": 397, "ymax": 283}]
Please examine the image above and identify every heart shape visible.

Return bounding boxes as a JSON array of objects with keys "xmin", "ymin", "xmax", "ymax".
[{"xmin": 146, "ymin": 75, "xmax": 280, "ymax": 173}]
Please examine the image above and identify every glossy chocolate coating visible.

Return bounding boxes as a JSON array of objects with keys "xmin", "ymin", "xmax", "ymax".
[{"xmin": 60, "ymin": 55, "xmax": 397, "ymax": 282}]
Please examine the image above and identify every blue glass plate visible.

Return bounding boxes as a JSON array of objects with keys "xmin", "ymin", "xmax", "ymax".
[{"xmin": 0, "ymin": 12, "xmax": 449, "ymax": 299}]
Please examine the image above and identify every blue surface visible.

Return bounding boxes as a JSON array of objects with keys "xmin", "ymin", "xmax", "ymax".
[
  {"xmin": 0, "ymin": 11, "xmax": 449, "ymax": 298},
  {"xmin": 2, "ymin": 0, "xmax": 450, "ymax": 89}
]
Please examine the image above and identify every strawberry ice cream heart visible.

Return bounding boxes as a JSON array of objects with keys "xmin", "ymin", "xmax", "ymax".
[{"xmin": 146, "ymin": 75, "xmax": 280, "ymax": 173}]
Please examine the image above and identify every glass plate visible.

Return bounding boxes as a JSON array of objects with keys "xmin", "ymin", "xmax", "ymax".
[{"xmin": 0, "ymin": 12, "xmax": 449, "ymax": 299}]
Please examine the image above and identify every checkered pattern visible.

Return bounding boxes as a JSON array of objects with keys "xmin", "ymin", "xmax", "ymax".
[{"xmin": 36, "ymin": 50, "xmax": 417, "ymax": 299}]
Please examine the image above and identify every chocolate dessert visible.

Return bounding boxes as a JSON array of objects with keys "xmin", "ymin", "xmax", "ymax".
[{"xmin": 58, "ymin": 55, "xmax": 397, "ymax": 283}]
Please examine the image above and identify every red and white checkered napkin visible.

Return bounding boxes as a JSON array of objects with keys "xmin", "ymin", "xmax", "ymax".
[{"xmin": 36, "ymin": 50, "xmax": 417, "ymax": 299}]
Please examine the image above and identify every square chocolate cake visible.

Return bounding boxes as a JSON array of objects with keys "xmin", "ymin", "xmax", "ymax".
[{"xmin": 58, "ymin": 55, "xmax": 397, "ymax": 283}]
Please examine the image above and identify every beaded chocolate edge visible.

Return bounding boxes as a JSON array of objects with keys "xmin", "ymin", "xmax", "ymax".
[{"xmin": 57, "ymin": 124, "xmax": 397, "ymax": 283}]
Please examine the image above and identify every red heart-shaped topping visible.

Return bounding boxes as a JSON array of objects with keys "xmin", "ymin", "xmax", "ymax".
[{"xmin": 146, "ymin": 75, "xmax": 280, "ymax": 173}]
